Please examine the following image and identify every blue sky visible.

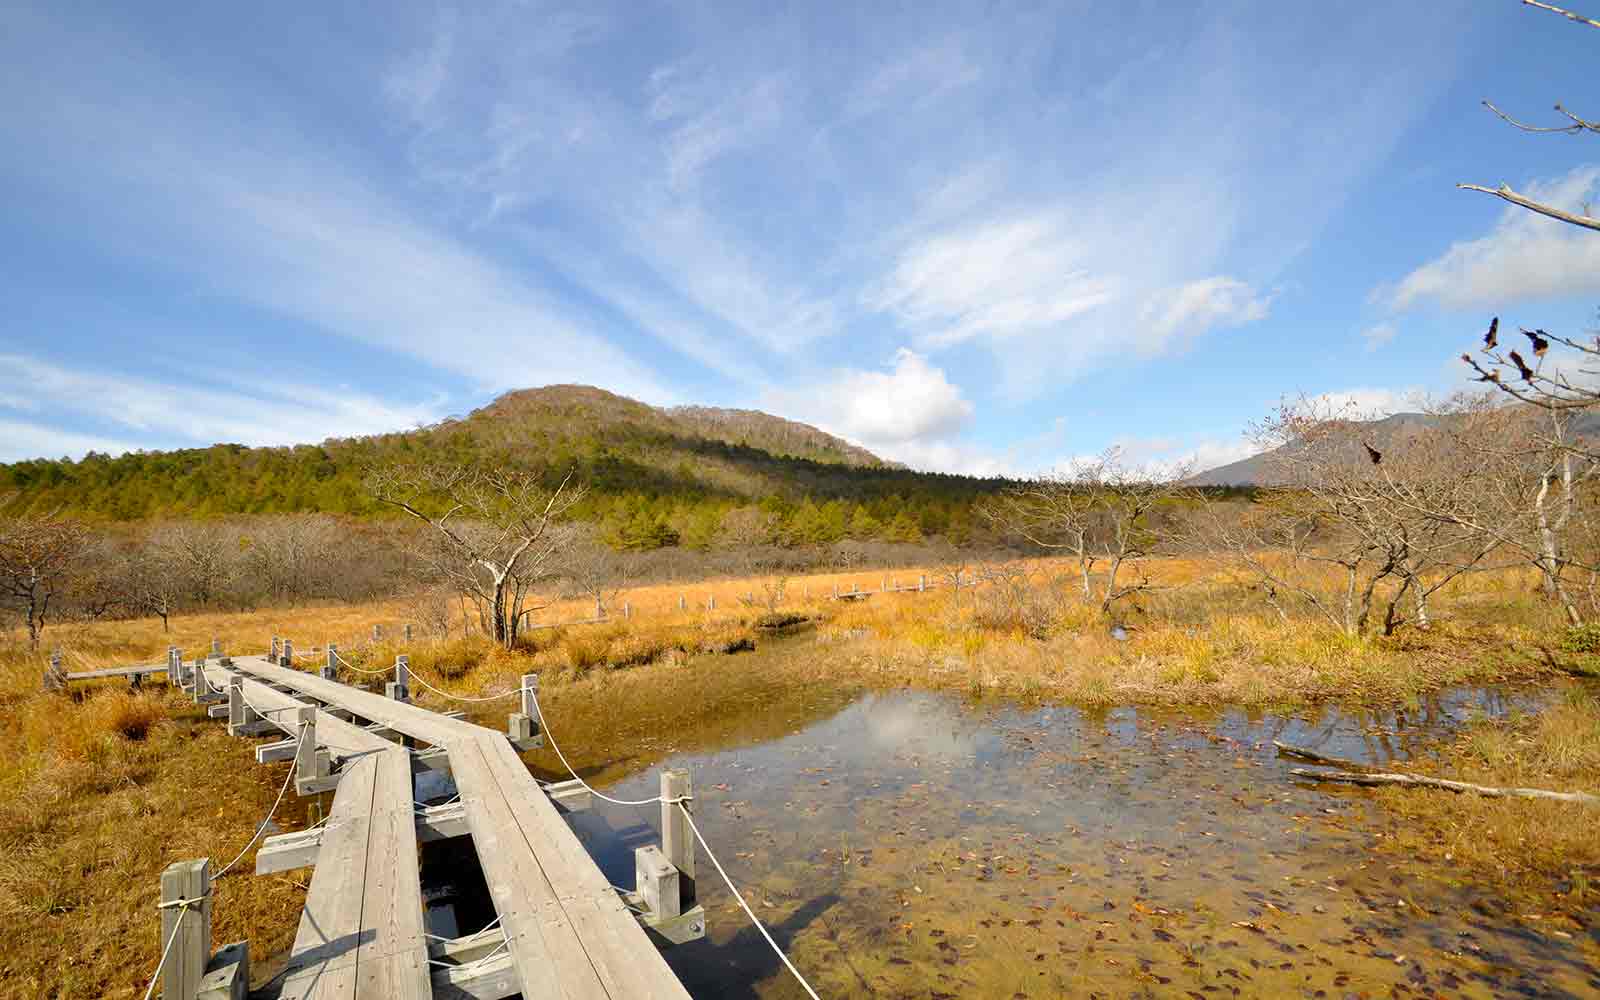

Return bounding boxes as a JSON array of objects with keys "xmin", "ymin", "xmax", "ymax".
[{"xmin": 2, "ymin": 1, "xmax": 1597, "ymax": 475}]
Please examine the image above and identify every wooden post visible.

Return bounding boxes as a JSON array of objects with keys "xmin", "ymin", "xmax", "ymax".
[
  {"xmin": 372, "ymin": 624, "xmax": 382, "ymax": 642},
  {"xmin": 211, "ymin": 638, "xmax": 221, "ymax": 657},
  {"xmin": 595, "ymin": 597, "xmax": 603, "ymax": 619},
  {"xmin": 159, "ymin": 858, "xmax": 211, "ymax": 1000},
  {"xmin": 881, "ymin": 577, "xmax": 887, "ymax": 592},
  {"xmin": 387, "ymin": 655, "xmax": 409, "ymax": 703},
  {"xmin": 192, "ymin": 657, "xmax": 209, "ymax": 704},
  {"xmin": 280, "ymin": 639, "xmax": 292, "ymax": 668},
  {"xmin": 678, "ymin": 594, "xmax": 685, "ymax": 611},
  {"xmin": 293, "ymin": 707, "xmax": 326, "ymax": 791},
  {"xmin": 508, "ymin": 673, "xmax": 540, "ymax": 747},
  {"xmin": 707, "ymin": 595, "xmax": 714, "ymax": 611},
  {"xmin": 227, "ymin": 675, "xmax": 246, "ymax": 732},
  {"xmin": 832, "ymin": 583, "xmax": 838, "ymax": 599},
  {"xmin": 43, "ymin": 650, "xmax": 65, "ymax": 691},
  {"xmin": 635, "ymin": 845, "xmax": 680, "ymax": 921},
  {"xmin": 321, "ymin": 644, "xmax": 338, "ymax": 681},
  {"xmin": 919, "ymin": 574, "xmax": 926, "ymax": 592},
  {"xmin": 623, "ymin": 601, "xmax": 631, "ymax": 619},
  {"xmin": 403, "ymin": 623, "xmax": 412, "ymax": 643},
  {"xmin": 270, "ymin": 636, "xmax": 280, "ymax": 662},
  {"xmin": 661, "ymin": 769, "xmax": 694, "ymax": 908}
]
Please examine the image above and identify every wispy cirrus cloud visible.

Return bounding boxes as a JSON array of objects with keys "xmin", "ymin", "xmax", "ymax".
[{"xmin": 0, "ymin": 353, "xmax": 447, "ymax": 461}]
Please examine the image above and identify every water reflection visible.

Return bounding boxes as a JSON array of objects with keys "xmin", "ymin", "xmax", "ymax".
[{"xmin": 553, "ymin": 684, "xmax": 1597, "ymax": 998}]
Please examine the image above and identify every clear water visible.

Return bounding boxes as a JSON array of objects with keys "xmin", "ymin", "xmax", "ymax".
[{"xmin": 547, "ymin": 686, "xmax": 1600, "ymax": 999}]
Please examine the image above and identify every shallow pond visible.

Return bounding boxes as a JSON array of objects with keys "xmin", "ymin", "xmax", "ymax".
[{"xmin": 524, "ymin": 681, "xmax": 1599, "ymax": 999}]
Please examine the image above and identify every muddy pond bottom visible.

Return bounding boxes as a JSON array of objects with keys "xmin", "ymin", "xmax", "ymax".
[{"xmin": 546, "ymin": 687, "xmax": 1594, "ymax": 998}]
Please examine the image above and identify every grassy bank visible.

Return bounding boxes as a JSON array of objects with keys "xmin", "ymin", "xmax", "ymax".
[{"xmin": 1367, "ymin": 685, "xmax": 1600, "ymax": 915}]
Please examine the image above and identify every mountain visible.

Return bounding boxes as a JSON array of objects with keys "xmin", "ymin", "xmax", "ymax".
[
  {"xmin": 0, "ymin": 386, "xmax": 1002, "ymax": 540},
  {"xmin": 1186, "ymin": 413, "xmax": 1441, "ymax": 486},
  {"xmin": 1188, "ymin": 409, "xmax": 1600, "ymax": 486}
]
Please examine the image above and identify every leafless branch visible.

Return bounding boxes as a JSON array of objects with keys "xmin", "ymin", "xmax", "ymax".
[
  {"xmin": 1457, "ymin": 183, "xmax": 1600, "ymax": 232},
  {"xmin": 1523, "ymin": 0, "xmax": 1600, "ymax": 30}
]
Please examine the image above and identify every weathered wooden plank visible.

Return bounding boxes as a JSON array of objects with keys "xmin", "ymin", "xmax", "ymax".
[
  {"xmin": 353, "ymin": 747, "xmax": 429, "ymax": 1000},
  {"xmin": 278, "ymin": 753, "xmax": 378, "ymax": 999},
  {"xmin": 446, "ymin": 736, "xmax": 600, "ymax": 999}
]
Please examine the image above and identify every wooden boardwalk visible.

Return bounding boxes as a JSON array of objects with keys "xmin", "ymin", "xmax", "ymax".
[{"xmin": 183, "ymin": 654, "xmax": 696, "ymax": 1000}]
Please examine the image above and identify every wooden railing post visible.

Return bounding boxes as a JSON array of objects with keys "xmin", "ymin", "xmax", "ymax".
[
  {"xmin": 508, "ymin": 673, "xmax": 541, "ymax": 748},
  {"xmin": 226, "ymin": 675, "xmax": 250, "ymax": 735},
  {"xmin": 678, "ymin": 594, "xmax": 685, "ymax": 611},
  {"xmin": 387, "ymin": 655, "xmax": 409, "ymax": 703},
  {"xmin": 372, "ymin": 624, "xmax": 382, "ymax": 643},
  {"xmin": 403, "ymin": 623, "xmax": 412, "ymax": 643},
  {"xmin": 191, "ymin": 655, "xmax": 209, "ymax": 704},
  {"xmin": 280, "ymin": 640, "xmax": 292, "ymax": 668},
  {"xmin": 919, "ymin": 574, "xmax": 926, "ymax": 592},
  {"xmin": 159, "ymin": 858, "xmax": 211, "ymax": 1000},
  {"xmin": 293, "ymin": 707, "xmax": 328, "ymax": 793},
  {"xmin": 661, "ymin": 769, "xmax": 695, "ymax": 909},
  {"xmin": 270, "ymin": 636, "xmax": 279, "ymax": 663},
  {"xmin": 707, "ymin": 594, "xmax": 714, "ymax": 611},
  {"xmin": 321, "ymin": 644, "xmax": 338, "ymax": 681},
  {"xmin": 211, "ymin": 638, "xmax": 221, "ymax": 658},
  {"xmin": 623, "ymin": 601, "xmax": 631, "ymax": 619}
]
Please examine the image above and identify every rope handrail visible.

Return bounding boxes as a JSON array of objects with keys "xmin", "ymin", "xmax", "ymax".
[
  {"xmin": 215, "ymin": 723, "xmax": 309, "ymax": 880},
  {"xmin": 531, "ymin": 691, "xmax": 821, "ymax": 998},
  {"xmin": 405, "ymin": 668, "xmax": 524, "ymax": 704},
  {"xmin": 332, "ymin": 648, "xmax": 391, "ymax": 676},
  {"xmin": 678, "ymin": 801, "xmax": 822, "ymax": 1000},
  {"xmin": 142, "ymin": 899, "xmax": 194, "ymax": 1000},
  {"xmin": 529, "ymin": 690, "xmax": 680, "ymax": 807}
]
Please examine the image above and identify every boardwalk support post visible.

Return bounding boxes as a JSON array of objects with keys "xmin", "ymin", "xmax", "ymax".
[
  {"xmin": 508, "ymin": 673, "xmax": 542, "ymax": 750},
  {"xmin": 159, "ymin": 858, "xmax": 211, "ymax": 1000},
  {"xmin": 387, "ymin": 655, "xmax": 409, "ymax": 703},
  {"xmin": 321, "ymin": 644, "xmax": 338, "ymax": 682},
  {"xmin": 661, "ymin": 769, "xmax": 695, "ymax": 910},
  {"xmin": 293, "ymin": 707, "xmax": 331, "ymax": 794},
  {"xmin": 211, "ymin": 638, "xmax": 221, "ymax": 658},
  {"xmin": 280, "ymin": 640, "xmax": 292, "ymax": 668},
  {"xmin": 227, "ymin": 675, "xmax": 256, "ymax": 737},
  {"xmin": 270, "ymin": 636, "xmax": 280, "ymax": 664}
]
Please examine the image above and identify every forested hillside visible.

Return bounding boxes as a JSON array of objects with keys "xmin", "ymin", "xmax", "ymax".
[{"xmin": 0, "ymin": 385, "xmax": 1010, "ymax": 549}]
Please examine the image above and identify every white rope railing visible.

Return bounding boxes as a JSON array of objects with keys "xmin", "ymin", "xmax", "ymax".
[
  {"xmin": 214, "ymin": 723, "xmax": 309, "ymax": 880},
  {"xmin": 532, "ymin": 691, "xmax": 823, "ymax": 998},
  {"xmin": 405, "ymin": 668, "xmax": 524, "ymax": 704},
  {"xmin": 332, "ymin": 648, "xmax": 391, "ymax": 676},
  {"xmin": 142, "ymin": 897, "xmax": 196, "ymax": 1000},
  {"xmin": 528, "ymin": 690, "xmax": 677, "ymax": 808},
  {"xmin": 677, "ymin": 801, "xmax": 821, "ymax": 1000}
]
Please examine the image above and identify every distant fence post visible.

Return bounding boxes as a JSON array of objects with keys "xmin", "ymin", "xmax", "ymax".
[
  {"xmin": 918, "ymin": 574, "xmax": 926, "ymax": 593},
  {"xmin": 322, "ymin": 644, "xmax": 338, "ymax": 682},
  {"xmin": 43, "ymin": 649, "xmax": 65, "ymax": 692},
  {"xmin": 623, "ymin": 601, "xmax": 631, "ymax": 619},
  {"xmin": 707, "ymin": 594, "xmax": 714, "ymax": 611},
  {"xmin": 661, "ymin": 769, "xmax": 695, "ymax": 910},
  {"xmin": 280, "ymin": 640, "xmax": 292, "ymax": 668},
  {"xmin": 158, "ymin": 857, "xmax": 211, "ymax": 1000},
  {"xmin": 210, "ymin": 638, "xmax": 221, "ymax": 658},
  {"xmin": 678, "ymin": 594, "xmax": 685, "ymax": 611},
  {"xmin": 595, "ymin": 597, "xmax": 603, "ymax": 619},
  {"xmin": 388, "ymin": 655, "xmax": 409, "ymax": 703},
  {"xmin": 270, "ymin": 636, "xmax": 280, "ymax": 663},
  {"xmin": 372, "ymin": 624, "xmax": 382, "ymax": 643}
]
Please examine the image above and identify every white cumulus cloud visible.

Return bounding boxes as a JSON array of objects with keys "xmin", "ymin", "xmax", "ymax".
[{"xmin": 1386, "ymin": 166, "xmax": 1600, "ymax": 311}]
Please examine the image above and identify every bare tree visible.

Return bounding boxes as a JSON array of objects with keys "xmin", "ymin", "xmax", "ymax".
[
  {"xmin": 560, "ymin": 524, "xmax": 636, "ymax": 616},
  {"xmin": 152, "ymin": 520, "xmax": 235, "ymax": 608},
  {"xmin": 985, "ymin": 448, "xmax": 1192, "ymax": 614},
  {"xmin": 367, "ymin": 465, "xmax": 584, "ymax": 649},
  {"xmin": 1459, "ymin": 1, "xmax": 1600, "ymax": 230},
  {"xmin": 0, "ymin": 497, "xmax": 89, "ymax": 649}
]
